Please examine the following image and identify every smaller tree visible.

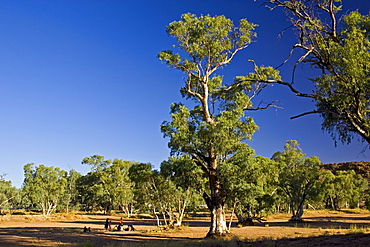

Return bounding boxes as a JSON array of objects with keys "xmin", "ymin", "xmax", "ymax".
[
  {"xmin": 129, "ymin": 163, "xmax": 165, "ymax": 225},
  {"xmin": 81, "ymin": 155, "xmax": 113, "ymax": 213},
  {"xmin": 80, "ymin": 155, "xmax": 134, "ymax": 215},
  {"xmin": 160, "ymin": 155, "xmax": 205, "ymax": 226},
  {"xmin": 0, "ymin": 176, "xmax": 19, "ymax": 214},
  {"xmin": 272, "ymin": 140, "xmax": 322, "ymax": 221},
  {"xmin": 22, "ymin": 163, "xmax": 67, "ymax": 215},
  {"xmin": 62, "ymin": 169, "xmax": 82, "ymax": 214},
  {"xmin": 219, "ymin": 147, "xmax": 279, "ymax": 227},
  {"xmin": 322, "ymin": 170, "xmax": 368, "ymax": 210},
  {"xmin": 75, "ymin": 171, "xmax": 101, "ymax": 212},
  {"xmin": 108, "ymin": 159, "xmax": 134, "ymax": 217}
]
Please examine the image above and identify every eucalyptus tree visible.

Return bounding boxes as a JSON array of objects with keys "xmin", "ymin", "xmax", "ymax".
[
  {"xmin": 129, "ymin": 163, "xmax": 180, "ymax": 226},
  {"xmin": 220, "ymin": 153, "xmax": 279, "ymax": 227},
  {"xmin": 129, "ymin": 163, "xmax": 167, "ymax": 225},
  {"xmin": 81, "ymin": 155, "xmax": 113, "ymax": 213},
  {"xmin": 76, "ymin": 171, "xmax": 101, "ymax": 212},
  {"xmin": 109, "ymin": 159, "xmax": 134, "ymax": 217},
  {"xmin": 160, "ymin": 155, "xmax": 205, "ymax": 226},
  {"xmin": 81, "ymin": 155, "xmax": 133, "ymax": 214},
  {"xmin": 62, "ymin": 169, "xmax": 82, "ymax": 213},
  {"xmin": 322, "ymin": 170, "xmax": 368, "ymax": 210},
  {"xmin": 0, "ymin": 176, "xmax": 19, "ymax": 214},
  {"xmin": 272, "ymin": 140, "xmax": 322, "ymax": 221},
  {"xmin": 159, "ymin": 13, "xmax": 280, "ymax": 236},
  {"xmin": 128, "ymin": 163, "xmax": 155, "ymax": 214},
  {"xmin": 22, "ymin": 163, "xmax": 67, "ymax": 215},
  {"xmin": 265, "ymin": 0, "xmax": 370, "ymax": 145}
]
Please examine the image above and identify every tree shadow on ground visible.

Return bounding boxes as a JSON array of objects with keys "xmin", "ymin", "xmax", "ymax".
[
  {"xmin": 1, "ymin": 226, "xmax": 370, "ymax": 246},
  {"xmin": 246, "ymin": 233, "xmax": 370, "ymax": 247},
  {"xmin": 235, "ymin": 214, "xmax": 370, "ymax": 230},
  {"xmin": 0, "ymin": 227, "xmax": 200, "ymax": 246}
]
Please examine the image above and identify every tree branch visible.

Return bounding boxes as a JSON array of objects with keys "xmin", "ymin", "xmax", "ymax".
[
  {"xmin": 244, "ymin": 100, "xmax": 282, "ymax": 111},
  {"xmin": 290, "ymin": 110, "xmax": 337, "ymax": 119}
]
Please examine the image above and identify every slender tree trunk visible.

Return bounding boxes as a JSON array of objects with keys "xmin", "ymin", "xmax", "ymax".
[
  {"xmin": 228, "ymin": 202, "xmax": 237, "ymax": 231},
  {"xmin": 162, "ymin": 210, "xmax": 168, "ymax": 226},
  {"xmin": 41, "ymin": 203, "xmax": 46, "ymax": 216},
  {"xmin": 153, "ymin": 208, "xmax": 160, "ymax": 226},
  {"xmin": 129, "ymin": 203, "xmax": 133, "ymax": 218},
  {"xmin": 175, "ymin": 199, "xmax": 187, "ymax": 226},
  {"xmin": 330, "ymin": 196, "xmax": 335, "ymax": 210},
  {"xmin": 122, "ymin": 203, "xmax": 132, "ymax": 218},
  {"xmin": 66, "ymin": 197, "xmax": 70, "ymax": 214}
]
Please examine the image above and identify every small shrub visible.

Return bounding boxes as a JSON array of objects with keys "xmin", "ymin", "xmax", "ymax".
[{"xmin": 303, "ymin": 223, "xmax": 311, "ymax": 229}]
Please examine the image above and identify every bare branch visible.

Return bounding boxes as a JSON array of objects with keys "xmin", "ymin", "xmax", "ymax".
[
  {"xmin": 291, "ymin": 45, "xmax": 315, "ymax": 83},
  {"xmin": 276, "ymin": 43, "xmax": 297, "ymax": 69},
  {"xmin": 240, "ymin": 78, "xmax": 316, "ymax": 99},
  {"xmin": 290, "ymin": 110, "xmax": 337, "ymax": 119},
  {"xmin": 268, "ymin": 80, "xmax": 315, "ymax": 98},
  {"xmin": 244, "ymin": 100, "xmax": 282, "ymax": 111}
]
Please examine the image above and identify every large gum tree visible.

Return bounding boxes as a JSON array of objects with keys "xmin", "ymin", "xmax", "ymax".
[{"xmin": 158, "ymin": 13, "xmax": 280, "ymax": 237}]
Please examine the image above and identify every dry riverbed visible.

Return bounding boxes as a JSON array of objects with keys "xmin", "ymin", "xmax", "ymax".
[{"xmin": 1, "ymin": 210, "xmax": 370, "ymax": 246}]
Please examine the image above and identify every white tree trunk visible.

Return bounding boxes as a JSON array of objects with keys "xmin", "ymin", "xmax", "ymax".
[{"xmin": 207, "ymin": 206, "xmax": 228, "ymax": 237}]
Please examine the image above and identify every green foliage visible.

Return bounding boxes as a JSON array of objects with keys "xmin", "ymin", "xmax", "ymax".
[
  {"xmin": 61, "ymin": 169, "xmax": 82, "ymax": 213},
  {"xmin": 220, "ymin": 147, "xmax": 279, "ymax": 218},
  {"xmin": 314, "ymin": 10, "xmax": 370, "ymax": 144},
  {"xmin": 128, "ymin": 162, "xmax": 156, "ymax": 212},
  {"xmin": 79, "ymin": 155, "xmax": 134, "ymax": 215},
  {"xmin": 159, "ymin": 13, "xmax": 257, "ymax": 72},
  {"xmin": 272, "ymin": 141, "xmax": 323, "ymax": 221},
  {"xmin": 75, "ymin": 171, "xmax": 101, "ymax": 212},
  {"xmin": 322, "ymin": 170, "xmax": 368, "ymax": 210},
  {"xmin": 129, "ymin": 163, "xmax": 188, "ymax": 225},
  {"xmin": 22, "ymin": 163, "xmax": 67, "ymax": 215},
  {"xmin": 267, "ymin": 0, "xmax": 370, "ymax": 144},
  {"xmin": 0, "ymin": 177, "xmax": 19, "ymax": 214},
  {"xmin": 160, "ymin": 155, "xmax": 205, "ymax": 224},
  {"xmin": 161, "ymin": 155, "xmax": 205, "ymax": 192}
]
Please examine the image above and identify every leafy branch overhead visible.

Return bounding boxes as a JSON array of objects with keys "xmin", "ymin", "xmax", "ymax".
[
  {"xmin": 158, "ymin": 13, "xmax": 282, "ymax": 120},
  {"xmin": 265, "ymin": 0, "xmax": 370, "ymax": 145}
]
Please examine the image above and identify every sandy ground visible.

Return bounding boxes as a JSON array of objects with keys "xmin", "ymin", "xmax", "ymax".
[{"xmin": 1, "ymin": 211, "xmax": 370, "ymax": 246}]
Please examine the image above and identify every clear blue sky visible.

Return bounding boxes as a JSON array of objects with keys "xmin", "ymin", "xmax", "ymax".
[{"xmin": 0, "ymin": 0, "xmax": 368, "ymax": 188}]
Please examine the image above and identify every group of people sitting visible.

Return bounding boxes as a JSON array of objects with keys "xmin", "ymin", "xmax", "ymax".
[
  {"xmin": 83, "ymin": 226, "xmax": 91, "ymax": 232},
  {"xmin": 105, "ymin": 218, "xmax": 136, "ymax": 231}
]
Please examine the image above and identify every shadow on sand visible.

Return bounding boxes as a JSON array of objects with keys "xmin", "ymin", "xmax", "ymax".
[{"xmin": 1, "ymin": 214, "xmax": 370, "ymax": 246}]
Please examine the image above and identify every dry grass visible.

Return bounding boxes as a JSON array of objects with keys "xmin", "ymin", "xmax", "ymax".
[{"xmin": 0, "ymin": 210, "xmax": 370, "ymax": 246}]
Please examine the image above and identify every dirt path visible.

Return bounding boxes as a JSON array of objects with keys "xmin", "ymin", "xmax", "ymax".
[{"xmin": 1, "ymin": 211, "xmax": 370, "ymax": 246}]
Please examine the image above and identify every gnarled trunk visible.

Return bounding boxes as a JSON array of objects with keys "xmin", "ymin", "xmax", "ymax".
[
  {"xmin": 208, "ymin": 205, "xmax": 228, "ymax": 237},
  {"xmin": 290, "ymin": 198, "xmax": 305, "ymax": 222},
  {"xmin": 203, "ymin": 169, "xmax": 229, "ymax": 237}
]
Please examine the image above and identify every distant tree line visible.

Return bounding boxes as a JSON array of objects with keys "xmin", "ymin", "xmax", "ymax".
[{"xmin": 0, "ymin": 143, "xmax": 369, "ymax": 225}]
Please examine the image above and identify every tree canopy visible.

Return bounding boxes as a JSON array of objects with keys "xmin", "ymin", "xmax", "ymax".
[
  {"xmin": 266, "ymin": 0, "xmax": 370, "ymax": 145},
  {"xmin": 22, "ymin": 164, "xmax": 67, "ymax": 215},
  {"xmin": 272, "ymin": 140, "xmax": 323, "ymax": 221}
]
